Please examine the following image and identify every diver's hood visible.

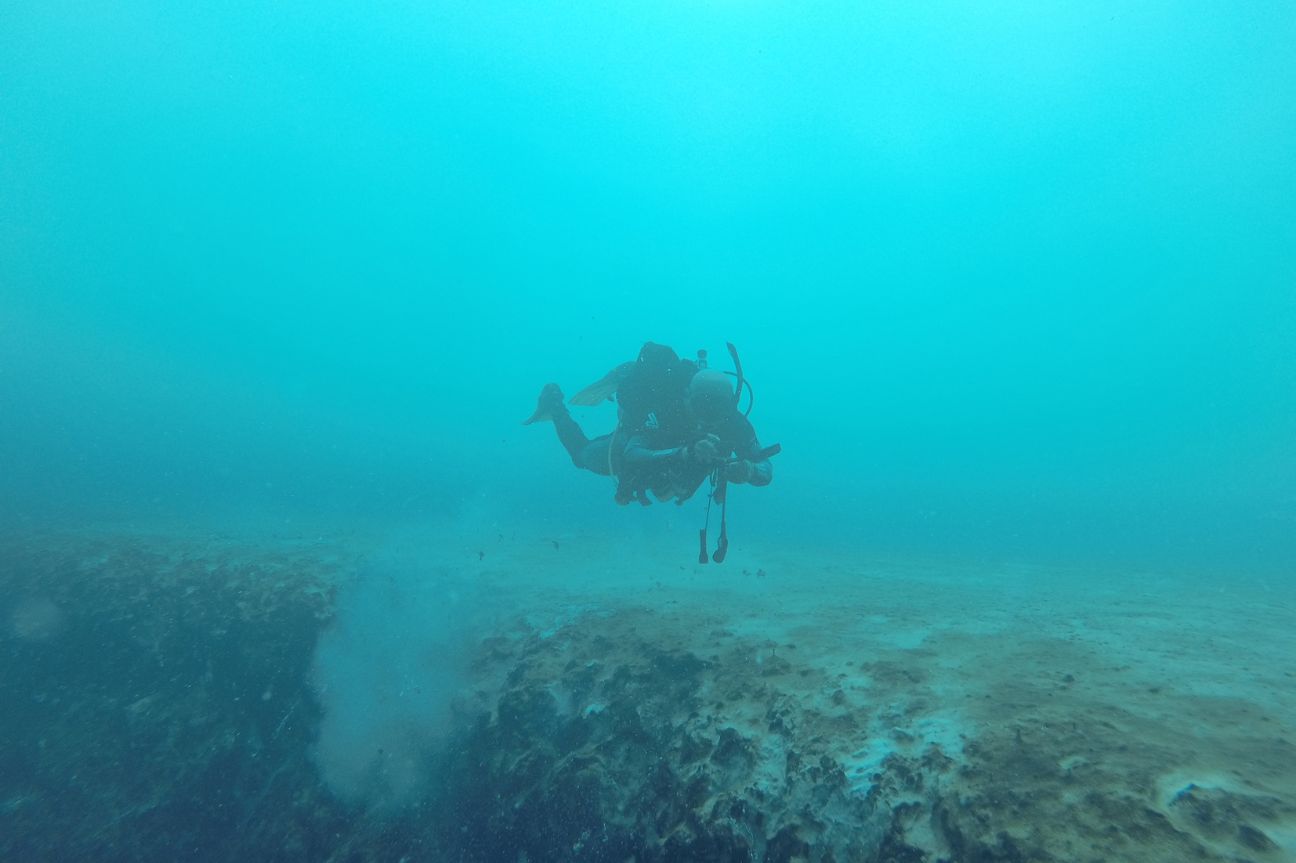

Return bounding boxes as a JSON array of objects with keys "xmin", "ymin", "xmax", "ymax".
[{"xmin": 686, "ymin": 369, "xmax": 735, "ymax": 423}]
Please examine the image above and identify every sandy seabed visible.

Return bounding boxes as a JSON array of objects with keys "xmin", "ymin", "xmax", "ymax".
[{"xmin": 1, "ymin": 524, "xmax": 1293, "ymax": 862}]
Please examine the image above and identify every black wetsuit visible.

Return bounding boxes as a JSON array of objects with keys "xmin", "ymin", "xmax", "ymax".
[
  {"xmin": 550, "ymin": 405, "xmax": 773, "ymax": 504},
  {"xmin": 617, "ymin": 411, "xmax": 773, "ymax": 505},
  {"xmin": 551, "ymin": 409, "xmax": 616, "ymax": 476}
]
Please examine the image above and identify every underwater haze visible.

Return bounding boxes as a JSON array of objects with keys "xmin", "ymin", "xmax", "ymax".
[
  {"xmin": 3, "ymin": 5, "xmax": 1296, "ymax": 861},
  {"xmin": 4, "ymin": 0, "xmax": 1295, "ymax": 572}
]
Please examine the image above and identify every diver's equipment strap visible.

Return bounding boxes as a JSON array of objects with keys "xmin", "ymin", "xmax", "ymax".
[
  {"xmin": 697, "ymin": 468, "xmax": 731, "ymax": 564},
  {"xmin": 713, "ymin": 485, "xmax": 729, "ymax": 563},
  {"xmin": 699, "ymin": 471, "xmax": 715, "ymax": 565}
]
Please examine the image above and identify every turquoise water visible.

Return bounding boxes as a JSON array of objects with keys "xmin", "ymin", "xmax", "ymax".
[
  {"xmin": 3, "ymin": 6, "xmax": 1296, "ymax": 859},
  {"xmin": 3, "ymin": 1, "xmax": 1294, "ymax": 570}
]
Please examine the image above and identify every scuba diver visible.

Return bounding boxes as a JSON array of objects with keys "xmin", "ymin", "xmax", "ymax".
[
  {"xmin": 616, "ymin": 367, "xmax": 773, "ymax": 505},
  {"xmin": 524, "ymin": 342, "xmax": 779, "ymax": 562}
]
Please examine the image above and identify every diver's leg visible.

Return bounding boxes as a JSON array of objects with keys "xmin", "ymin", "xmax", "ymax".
[
  {"xmin": 528, "ymin": 383, "xmax": 613, "ymax": 476},
  {"xmin": 576, "ymin": 434, "xmax": 613, "ymax": 477},
  {"xmin": 556, "ymin": 411, "xmax": 614, "ymax": 476},
  {"xmin": 552, "ymin": 409, "xmax": 592, "ymax": 465}
]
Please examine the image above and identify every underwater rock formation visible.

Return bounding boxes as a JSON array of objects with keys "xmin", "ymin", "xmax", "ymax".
[
  {"xmin": 437, "ymin": 612, "xmax": 970, "ymax": 862},
  {"xmin": 2, "ymin": 532, "xmax": 1293, "ymax": 862},
  {"xmin": 0, "ymin": 533, "xmax": 355, "ymax": 861}
]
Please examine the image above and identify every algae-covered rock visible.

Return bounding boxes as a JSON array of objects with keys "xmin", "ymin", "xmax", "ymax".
[{"xmin": 0, "ymin": 532, "xmax": 353, "ymax": 862}]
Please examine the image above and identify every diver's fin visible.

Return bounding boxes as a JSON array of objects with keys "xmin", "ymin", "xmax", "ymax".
[
  {"xmin": 569, "ymin": 362, "xmax": 632, "ymax": 406},
  {"xmin": 523, "ymin": 383, "xmax": 565, "ymax": 425}
]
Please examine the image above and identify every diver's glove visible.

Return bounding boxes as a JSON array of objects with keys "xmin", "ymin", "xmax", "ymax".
[
  {"xmin": 723, "ymin": 459, "xmax": 753, "ymax": 483},
  {"xmin": 688, "ymin": 434, "xmax": 724, "ymax": 466}
]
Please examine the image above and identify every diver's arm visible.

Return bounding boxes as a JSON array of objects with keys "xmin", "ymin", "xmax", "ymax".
[
  {"xmin": 734, "ymin": 447, "xmax": 773, "ymax": 486},
  {"xmin": 729, "ymin": 419, "xmax": 773, "ymax": 486},
  {"xmin": 620, "ymin": 434, "xmax": 687, "ymax": 469}
]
